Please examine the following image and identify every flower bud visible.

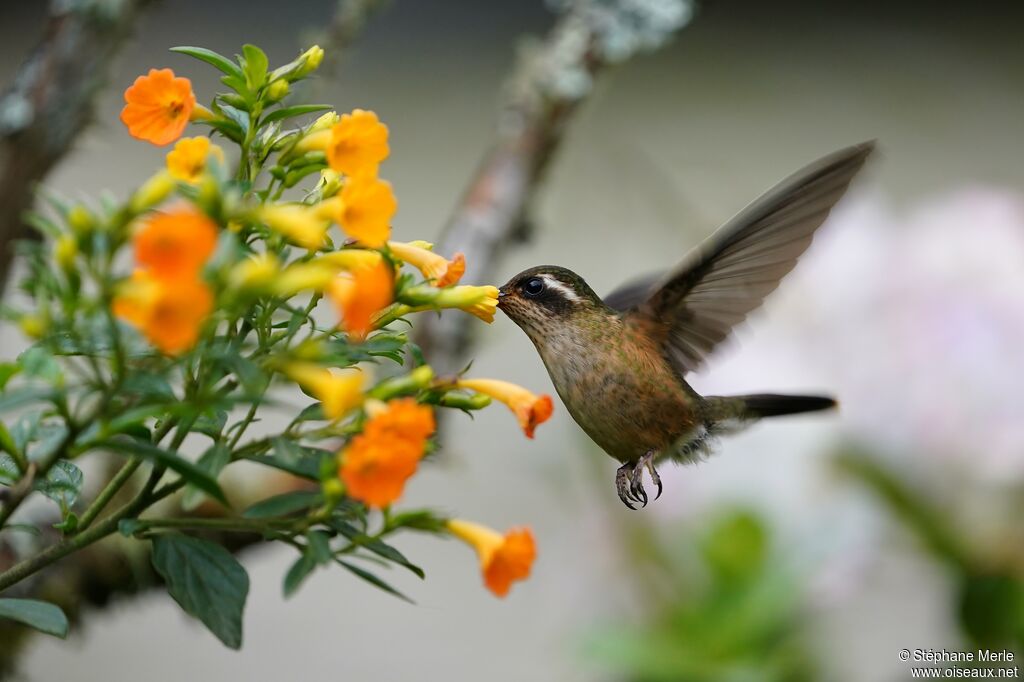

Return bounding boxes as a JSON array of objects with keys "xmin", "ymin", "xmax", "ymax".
[
  {"xmin": 229, "ymin": 253, "xmax": 279, "ymax": 292},
  {"xmin": 67, "ymin": 205, "xmax": 95, "ymax": 235},
  {"xmin": 130, "ymin": 171, "xmax": 176, "ymax": 213},
  {"xmin": 266, "ymin": 79, "xmax": 290, "ymax": 103},
  {"xmin": 294, "ymin": 45, "xmax": 324, "ymax": 79},
  {"xmin": 54, "ymin": 235, "xmax": 78, "ymax": 272},
  {"xmin": 19, "ymin": 314, "xmax": 48, "ymax": 340},
  {"xmin": 309, "ymin": 111, "xmax": 339, "ymax": 133}
]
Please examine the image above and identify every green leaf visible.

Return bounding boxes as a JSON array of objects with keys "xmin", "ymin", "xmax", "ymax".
[
  {"xmin": 0, "ymin": 387, "xmax": 55, "ymax": 413},
  {"xmin": 104, "ymin": 438, "xmax": 228, "ymax": 505},
  {"xmin": 170, "ymin": 46, "xmax": 245, "ymax": 80},
  {"xmin": 17, "ymin": 346, "xmax": 62, "ymax": 384},
  {"xmin": 283, "ymin": 552, "xmax": 317, "ymax": 598},
  {"xmin": 34, "ymin": 459, "xmax": 82, "ymax": 507},
  {"xmin": 260, "ymin": 104, "xmax": 332, "ymax": 127},
  {"xmin": 27, "ymin": 423, "xmax": 69, "ymax": 462},
  {"xmin": 224, "ymin": 355, "xmax": 268, "ymax": 397},
  {"xmin": 0, "ymin": 599, "xmax": 68, "ymax": 638},
  {"xmin": 307, "ymin": 530, "xmax": 332, "ymax": 565},
  {"xmin": 197, "ymin": 117, "xmax": 245, "ymax": 144},
  {"xmin": 193, "ymin": 409, "xmax": 228, "ymax": 439},
  {"xmin": 151, "ymin": 534, "xmax": 249, "ymax": 649},
  {"xmin": 216, "ymin": 102, "xmax": 250, "ymax": 137},
  {"xmin": 122, "ymin": 372, "xmax": 175, "ymax": 401},
  {"xmin": 335, "ymin": 559, "xmax": 413, "ymax": 603},
  {"xmin": 0, "ymin": 453, "xmax": 19, "ymax": 486},
  {"xmin": 387, "ymin": 509, "xmax": 448, "ymax": 534},
  {"xmin": 333, "ymin": 521, "xmax": 424, "ymax": 578},
  {"xmin": 294, "ymin": 403, "xmax": 325, "ymax": 423},
  {"xmin": 241, "ymin": 44, "xmax": 269, "ymax": 90},
  {"xmin": 242, "ymin": 490, "xmax": 321, "ymax": 519},
  {"xmin": 182, "ymin": 444, "xmax": 232, "ymax": 511},
  {"xmin": 0, "ymin": 362, "xmax": 19, "ymax": 390},
  {"xmin": 242, "ymin": 438, "xmax": 329, "ymax": 480}
]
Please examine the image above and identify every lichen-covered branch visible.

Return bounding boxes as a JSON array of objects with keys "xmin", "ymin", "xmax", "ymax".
[
  {"xmin": 415, "ymin": 0, "xmax": 695, "ymax": 372},
  {"xmin": 0, "ymin": 0, "xmax": 150, "ymax": 290}
]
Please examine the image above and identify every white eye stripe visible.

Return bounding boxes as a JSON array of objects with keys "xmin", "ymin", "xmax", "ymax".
[{"xmin": 539, "ymin": 275, "xmax": 582, "ymax": 303}]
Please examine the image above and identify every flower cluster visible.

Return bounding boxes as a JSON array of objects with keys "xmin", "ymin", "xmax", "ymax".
[{"xmin": 104, "ymin": 44, "xmax": 551, "ymax": 600}]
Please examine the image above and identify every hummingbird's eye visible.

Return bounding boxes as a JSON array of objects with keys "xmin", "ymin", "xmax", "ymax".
[{"xmin": 522, "ymin": 277, "xmax": 546, "ymax": 297}]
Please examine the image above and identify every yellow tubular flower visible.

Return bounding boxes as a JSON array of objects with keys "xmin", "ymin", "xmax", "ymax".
[
  {"xmin": 388, "ymin": 241, "xmax": 465, "ymax": 287},
  {"xmin": 284, "ymin": 362, "xmax": 364, "ymax": 420},
  {"xmin": 271, "ymin": 262, "xmax": 338, "ymax": 297},
  {"xmin": 313, "ymin": 248, "xmax": 383, "ymax": 272},
  {"xmin": 165, "ymin": 136, "xmax": 224, "ymax": 183},
  {"xmin": 434, "ymin": 285, "xmax": 499, "ymax": 323},
  {"xmin": 455, "ymin": 378, "xmax": 554, "ymax": 439},
  {"xmin": 228, "ymin": 253, "xmax": 280, "ymax": 292},
  {"xmin": 295, "ymin": 129, "xmax": 331, "ymax": 154},
  {"xmin": 259, "ymin": 203, "xmax": 330, "ymax": 250},
  {"xmin": 446, "ymin": 520, "xmax": 537, "ymax": 598}
]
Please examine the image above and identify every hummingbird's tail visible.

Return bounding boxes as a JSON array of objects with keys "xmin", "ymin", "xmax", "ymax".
[{"xmin": 705, "ymin": 393, "xmax": 836, "ymax": 422}]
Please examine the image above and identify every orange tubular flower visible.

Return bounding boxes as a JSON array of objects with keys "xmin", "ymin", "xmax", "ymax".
[
  {"xmin": 113, "ymin": 270, "xmax": 213, "ymax": 355},
  {"xmin": 335, "ymin": 175, "xmax": 397, "ymax": 248},
  {"xmin": 134, "ymin": 206, "xmax": 219, "ymax": 280},
  {"xmin": 455, "ymin": 378, "xmax": 554, "ymax": 438},
  {"xmin": 446, "ymin": 520, "xmax": 537, "ymax": 598},
  {"xmin": 166, "ymin": 136, "xmax": 224, "ymax": 183},
  {"xmin": 339, "ymin": 398, "xmax": 435, "ymax": 508},
  {"xmin": 388, "ymin": 241, "xmax": 465, "ymax": 287},
  {"xmin": 120, "ymin": 68, "xmax": 196, "ymax": 146},
  {"xmin": 327, "ymin": 109, "xmax": 390, "ymax": 176},
  {"xmin": 326, "ymin": 258, "xmax": 394, "ymax": 341}
]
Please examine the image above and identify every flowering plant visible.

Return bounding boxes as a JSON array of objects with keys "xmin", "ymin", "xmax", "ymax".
[{"xmin": 0, "ymin": 44, "xmax": 550, "ymax": 647}]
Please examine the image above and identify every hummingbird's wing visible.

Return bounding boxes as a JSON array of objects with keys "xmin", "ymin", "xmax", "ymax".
[{"xmin": 610, "ymin": 141, "xmax": 874, "ymax": 375}]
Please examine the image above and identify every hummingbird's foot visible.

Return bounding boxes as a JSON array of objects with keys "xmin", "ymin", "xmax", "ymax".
[
  {"xmin": 640, "ymin": 451, "xmax": 663, "ymax": 501},
  {"xmin": 615, "ymin": 463, "xmax": 637, "ymax": 510}
]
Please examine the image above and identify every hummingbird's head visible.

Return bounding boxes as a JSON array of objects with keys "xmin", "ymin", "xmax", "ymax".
[{"xmin": 497, "ymin": 266, "xmax": 607, "ymax": 339}]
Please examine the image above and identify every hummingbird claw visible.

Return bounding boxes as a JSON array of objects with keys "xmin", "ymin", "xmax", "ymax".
[
  {"xmin": 629, "ymin": 465, "xmax": 648, "ymax": 507},
  {"xmin": 615, "ymin": 463, "xmax": 637, "ymax": 510},
  {"xmin": 644, "ymin": 455, "xmax": 663, "ymax": 501}
]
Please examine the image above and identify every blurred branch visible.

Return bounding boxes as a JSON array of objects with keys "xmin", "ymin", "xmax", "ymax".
[
  {"xmin": 415, "ymin": 0, "xmax": 695, "ymax": 372},
  {"xmin": 0, "ymin": 0, "xmax": 151, "ymax": 292},
  {"xmin": 319, "ymin": 0, "xmax": 390, "ymax": 76}
]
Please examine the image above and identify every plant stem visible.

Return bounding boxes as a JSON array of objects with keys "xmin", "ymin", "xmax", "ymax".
[
  {"xmin": 74, "ymin": 458, "xmax": 142, "ymax": 533},
  {"xmin": 0, "ymin": 463, "xmax": 174, "ymax": 593},
  {"xmin": 130, "ymin": 516, "xmax": 285, "ymax": 533}
]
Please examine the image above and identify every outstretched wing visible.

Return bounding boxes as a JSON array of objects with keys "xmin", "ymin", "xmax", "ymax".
[{"xmin": 608, "ymin": 141, "xmax": 874, "ymax": 374}]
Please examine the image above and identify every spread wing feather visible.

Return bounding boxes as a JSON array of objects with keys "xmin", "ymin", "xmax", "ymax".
[{"xmin": 605, "ymin": 141, "xmax": 874, "ymax": 375}]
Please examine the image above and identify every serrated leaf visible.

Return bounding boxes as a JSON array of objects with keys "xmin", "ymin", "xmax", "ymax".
[
  {"xmin": 261, "ymin": 104, "xmax": 332, "ymax": 127},
  {"xmin": 104, "ymin": 438, "xmax": 227, "ymax": 505},
  {"xmin": 335, "ymin": 559, "xmax": 413, "ymax": 603},
  {"xmin": 34, "ymin": 459, "xmax": 82, "ymax": 507},
  {"xmin": 0, "ymin": 599, "xmax": 68, "ymax": 638},
  {"xmin": 241, "ymin": 44, "xmax": 268, "ymax": 90},
  {"xmin": 182, "ymin": 443, "xmax": 232, "ymax": 511},
  {"xmin": 242, "ymin": 490, "xmax": 320, "ymax": 519},
  {"xmin": 283, "ymin": 552, "xmax": 316, "ymax": 598},
  {"xmin": 170, "ymin": 46, "xmax": 245, "ymax": 80},
  {"xmin": 151, "ymin": 534, "xmax": 249, "ymax": 649},
  {"xmin": 0, "ymin": 453, "xmax": 19, "ymax": 486}
]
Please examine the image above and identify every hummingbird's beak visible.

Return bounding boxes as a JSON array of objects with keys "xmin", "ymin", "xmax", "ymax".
[{"xmin": 497, "ymin": 286, "xmax": 509, "ymax": 308}]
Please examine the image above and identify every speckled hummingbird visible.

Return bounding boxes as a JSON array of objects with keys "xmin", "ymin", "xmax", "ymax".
[{"xmin": 497, "ymin": 142, "xmax": 873, "ymax": 509}]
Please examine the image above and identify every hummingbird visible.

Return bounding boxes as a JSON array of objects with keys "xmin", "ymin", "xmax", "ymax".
[{"xmin": 496, "ymin": 142, "xmax": 874, "ymax": 509}]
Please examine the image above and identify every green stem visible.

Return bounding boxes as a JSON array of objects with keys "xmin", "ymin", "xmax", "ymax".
[
  {"xmin": 0, "ymin": 462, "xmax": 173, "ymax": 593},
  {"xmin": 74, "ymin": 458, "xmax": 142, "ymax": 533}
]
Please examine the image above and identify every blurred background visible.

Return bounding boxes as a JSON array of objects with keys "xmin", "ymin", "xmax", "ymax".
[{"xmin": 2, "ymin": 0, "xmax": 1024, "ymax": 680}]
